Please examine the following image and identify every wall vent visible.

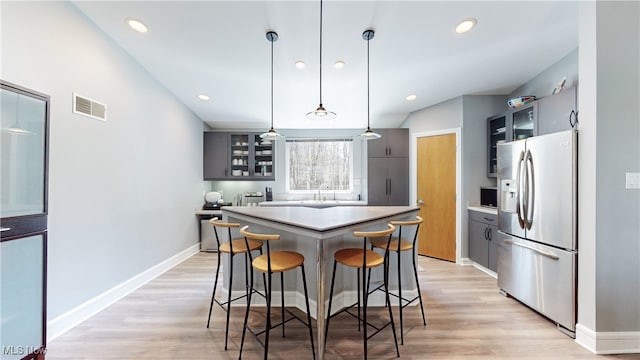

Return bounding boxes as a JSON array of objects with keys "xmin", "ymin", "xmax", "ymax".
[{"xmin": 73, "ymin": 93, "xmax": 107, "ymax": 121}]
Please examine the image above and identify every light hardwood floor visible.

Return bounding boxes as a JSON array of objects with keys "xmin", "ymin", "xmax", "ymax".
[{"xmin": 46, "ymin": 252, "xmax": 639, "ymax": 360}]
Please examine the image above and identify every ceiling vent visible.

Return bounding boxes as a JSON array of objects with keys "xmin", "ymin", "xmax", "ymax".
[{"xmin": 73, "ymin": 93, "xmax": 106, "ymax": 121}]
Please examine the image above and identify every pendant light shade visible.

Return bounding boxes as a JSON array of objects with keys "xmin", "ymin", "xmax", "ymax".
[
  {"xmin": 260, "ymin": 31, "xmax": 283, "ymax": 139},
  {"xmin": 359, "ymin": 29, "xmax": 381, "ymax": 140},
  {"xmin": 306, "ymin": 0, "xmax": 336, "ymax": 120}
]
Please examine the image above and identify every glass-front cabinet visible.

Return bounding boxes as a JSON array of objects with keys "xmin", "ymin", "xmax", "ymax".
[
  {"xmin": 1, "ymin": 81, "xmax": 49, "ymax": 360},
  {"xmin": 511, "ymin": 102, "xmax": 537, "ymax": 141},
  {"xmin": 487, "ymin": 113, "xmax": 508, "ymax": 178},
  {"xmin": 228, "ymin": 133, "xmax": 274, "ymax": 180}
]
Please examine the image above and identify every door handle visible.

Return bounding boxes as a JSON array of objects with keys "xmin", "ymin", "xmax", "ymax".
[
  {"xmin": 516, "ymin": 150, "xmax": 526, "ymax": 229},
  {"xmin": 503, "ymin": 239, "xmax": 559, "ymax": 260},
  {"xmin": 417, "ymin": 199, "xmax": 424, "ymax": 205},
  {"xmin": 0, "ymin": 227, "xmax": 11, "ymax": 232},
  {"xmin": 524, "ymin": 150, "xmax": 535, "ymax": 230}
]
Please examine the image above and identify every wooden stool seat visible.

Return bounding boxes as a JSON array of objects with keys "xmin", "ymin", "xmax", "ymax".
[
  {"xmin": 370, "ymin": 237, "xmax": 413, "ymax": 252},
  {"xmin": 219, "ymin": 238, "xmax": 263, "ymax": 254},
  {"xmin": 334, "ymin": 248, "xmax": 384, "ymax": 268},
  {"xmin": 253, "ymin": 251, "xmax": 305, "ymax": 273}
]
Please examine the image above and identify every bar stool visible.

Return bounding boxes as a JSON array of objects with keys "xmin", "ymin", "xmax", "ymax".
[
  {"xmin": 238, "ymin": 226, "xmax": 315, "ymax": 360},
  {"xmin": 369, "ymin": 216, "xmax": 426, "ymax": 345},
  {"xmin": 206, "ymin": 218, "xmax": 264, "ymax": 351},
  {"xmin": 325, "ymin": 223, "xmax": 400, "ymax": 359}
]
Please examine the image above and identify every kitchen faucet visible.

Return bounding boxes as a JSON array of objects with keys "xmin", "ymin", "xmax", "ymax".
[{"xmin": 316, "ymin": 184, "xmax": 328, "ymax": 201}]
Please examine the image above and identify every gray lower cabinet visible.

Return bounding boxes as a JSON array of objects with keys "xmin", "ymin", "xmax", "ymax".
[
  {"xmin": 368, "ymin": 157, "xmax": 409, "ymax": 205},
  {"xmin": 203, "ymin": 132, "xmax": 229, "ymax": 180},
  {"xmin": 468, "ymin": 210, "xmax": 498, "ymax": 272}
]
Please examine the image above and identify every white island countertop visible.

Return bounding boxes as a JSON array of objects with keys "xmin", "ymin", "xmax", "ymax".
[{"xmin": 223, "ymin": 205, "xmax": 418, "ymax": 233}]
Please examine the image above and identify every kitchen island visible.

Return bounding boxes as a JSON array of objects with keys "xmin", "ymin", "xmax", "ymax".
[{"xmin": 222, "ymin": 205, "xmax": 419, "ymax": 360}]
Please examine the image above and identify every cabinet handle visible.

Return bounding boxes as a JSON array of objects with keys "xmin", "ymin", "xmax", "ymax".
[
  {"xmin": 483, "ymin": 217, "xmax": 494, "ymax": 222},
  {"xmin": 1, "ymin": 227, "xmax": 11, "ymax": 232},
  {"xmin": 569, "ymin": 110, "xmax": 579, "ymax": 128},
  {"xmin": 484, "ymin": 227, "xmax": 489, "ymax": 240},
  {"xmin": 487, "ymin": 228, "xmax": 492, "ymax": 241}
]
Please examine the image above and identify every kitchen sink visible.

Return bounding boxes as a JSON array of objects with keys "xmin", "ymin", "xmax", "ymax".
[{"xmin": 258, "ymin": 200, "xmax": 367, "ymax": 208}]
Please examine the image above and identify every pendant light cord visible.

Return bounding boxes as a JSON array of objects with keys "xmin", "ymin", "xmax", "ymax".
[
  {"xmin": 319, "ymin": 0, "xmax": 323, "ymax": 105},
  {"xmin": 367, "ymin": 34, "xmax": 370, "ymax": 129},
  {"xmin": 271, "ymin": 37, "xmax": 274, "ymax": 129}
]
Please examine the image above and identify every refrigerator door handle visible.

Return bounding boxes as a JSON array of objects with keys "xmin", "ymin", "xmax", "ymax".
[
  {"xmin": 516, "ymin": 150, "xmax": 526, "ymax": 229},
  {"xmin": 502, "ymin": 239, "xmax": 560, "ymax": 260},
  {"xmin": 525, "ymin": 150, "xmax": 535, "ymax": 230}
]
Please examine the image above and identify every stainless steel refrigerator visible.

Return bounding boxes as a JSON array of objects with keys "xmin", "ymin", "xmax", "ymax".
[{"xmin": 496, "ymin": 129, "xmax": 577, "ymax": 336}]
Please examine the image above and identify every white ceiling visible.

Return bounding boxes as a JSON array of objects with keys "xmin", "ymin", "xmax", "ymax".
[{"xmin": 72, "ymin": 1, "xmax": 579, "ymax": 131}]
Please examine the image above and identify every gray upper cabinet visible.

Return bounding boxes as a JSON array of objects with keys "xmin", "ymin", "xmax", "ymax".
[
  {"xmin": 367, "ymin": 128, "xmax": 409, "ymax": 157},
  {"xmin": 203, "ymin": 132, "xmax": 229, "ymax": 180},
  {"xmin": 204, "ymin": 132, "xmax": 275, "ymax": 181},
  {"xmin": 367, "ymin": 128, "xmax": 410, "ymax": 206},
  {"xmin": 537, "ymin": 86, "xmax": 577, "ymax": 136}
]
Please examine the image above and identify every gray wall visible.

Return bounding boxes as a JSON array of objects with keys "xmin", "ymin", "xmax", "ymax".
[
  {"xmin": 2, "ymin": 2, "xmax": 205, "ymax": 320},
  {"xmin": 509, "ymin": 48, "xmax": 579, "ymax": 99},
  {"xmin": 591, "ymin": 1, "xmax": 639, "ymax": 333}
]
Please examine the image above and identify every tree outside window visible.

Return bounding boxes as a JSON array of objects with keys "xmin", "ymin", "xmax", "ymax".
[{"xmin": 286, "ymin": 139, "xmax": 352, "ymax": 192}]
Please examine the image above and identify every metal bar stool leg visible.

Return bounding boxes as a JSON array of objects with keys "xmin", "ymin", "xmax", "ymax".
[
  {"xmin": 384, "ymin": 255, "xmax": 400, "ymax": 357},
  {"xmin": 225, "ymin": 252, "xmax": 235, "ymax": 350},
  {"xmin": 362, "ymin": 265, "xmax": 368, "ymax": 360},
  {"xmin": 413, "ymin": 247, "xmax": 427, "ymax": 326},
  {"xmin": 206, "ymin": 249, "xmax": 222, "ymax": 328},
  {"xmin": 281, "ymin": 272, "xmax": 285, "ymax": 337},
  {"xmin": 239, "ymin": 258, "xmax": 254, "ymax": 360},
  {"xmin": 324, "ymin": 260, "xmax": 338, "ymax": 346},
  {"xmin": 397, "ymin": 247, "xmax": 404, "ymax": 345},
  {"xmin": 301, "ymin": 264, "xmax": 316, "ymax": 360},
  {"xmin": 264, "ymin": 271, "xmax": 272, "ymax": 360}
]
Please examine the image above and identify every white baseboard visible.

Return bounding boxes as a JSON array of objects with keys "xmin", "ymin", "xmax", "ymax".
[
  {"xmin": 47, "ymin": 244, "xmax": 200, "ymax": 342},
  {"xmin": 575, "ymin": 323, "xmax": 640, "ymax": 354}
]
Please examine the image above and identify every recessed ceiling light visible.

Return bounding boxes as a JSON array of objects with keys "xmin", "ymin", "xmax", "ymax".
[
  {"xmin": 198, "ymin": 94, "xmax": 210, "ymax": 101},
  {"xmin": 295, "ymin": 61, "xmax": 306, "ymax": 69},
  {"xmin": 334, "ymin": 60, "xmax": 345, "ymax": 69},
  {"xmin": 455, "ymin": 18, "xmax": 477, "ymax": 34},
  {"xmin": 126, "ymin": 18, "xmax": 148, "ymax": 33},
  {"xmin": 406, "ymin": 94, "xmax": 417, "ymax": 101}
]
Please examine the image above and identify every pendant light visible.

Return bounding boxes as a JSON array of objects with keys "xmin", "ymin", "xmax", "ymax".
[
  {"xmin": 359, "ymin": 29, "xmax": 381, "ymax": 140},
  {"xmin": 305, "ymin": 0, "xmax": 336, "ymax": 120},
  {"xmin": 260, "ymin": 31, "xmax": 283, "ymax": 139}
]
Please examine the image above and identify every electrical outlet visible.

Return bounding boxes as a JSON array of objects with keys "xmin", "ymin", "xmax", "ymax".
[{"xmin": 625, "ymin": 172, "xmax": 640, "ymax": 189}]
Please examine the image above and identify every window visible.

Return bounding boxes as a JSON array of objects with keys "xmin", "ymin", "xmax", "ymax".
[{"xmin": 286, "ymin": 139, "xmax": 353, "ymax": 192}]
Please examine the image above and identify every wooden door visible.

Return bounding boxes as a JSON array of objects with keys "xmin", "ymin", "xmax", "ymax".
[{"xmin": 417, "ymin": 134, "xmax": 456, "ymax": 261}]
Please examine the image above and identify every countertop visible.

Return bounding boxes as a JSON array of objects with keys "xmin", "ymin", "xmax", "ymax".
[
  {"xmin": 223, "ymin": 206, "xmax": 418, "ymax": 232},
  {"xmin": 195, "ymin": 209, "xmax": 223, "ymax": 216},
  {"xmin": 467, "ymin": 206, "xmax": 498, "ymax": 215}
]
